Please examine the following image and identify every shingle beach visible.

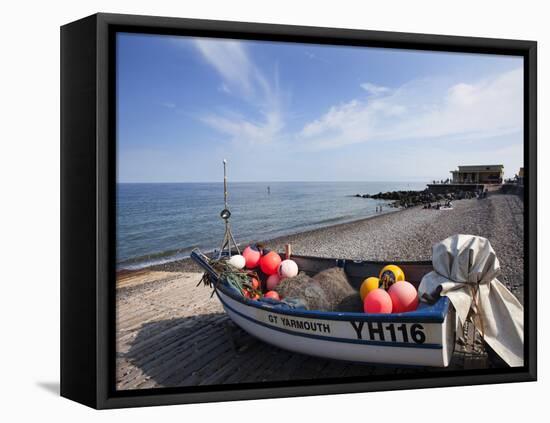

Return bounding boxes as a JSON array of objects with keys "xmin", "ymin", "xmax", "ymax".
[{"xmin": 151, "ymin": 192, "xmax": 524, "ymax": 303}]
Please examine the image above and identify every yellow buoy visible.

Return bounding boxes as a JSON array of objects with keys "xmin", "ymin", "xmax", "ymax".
[
  {"xmin": 379, "ymin": 264, "xmax": 405, "ymax": 289},
  {"xmin": 360, "ymin": 277, "xmax": 381, "ymax": 300}
]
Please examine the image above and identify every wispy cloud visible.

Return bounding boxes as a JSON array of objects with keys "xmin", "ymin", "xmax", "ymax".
[
  {"xmin": 200, "ymin": 111, "xmax": 283, "ymax": 146},
  {"xmin": 299, "ymin": 68, "xmax": 523, "ymax": 150},
  {"xmin": 193, "ymin": 38, "xmax": 284, "ymax": 144},
  {"xmin": 360, "ymin": 82, "xmax": 390, "ymax": 96},
  {"xmin": 194, "ymin": 39, "xmax": 267, "ymax": 99},
  {"xmin": 218, "ymin": 83, "xmax": 231, "ymax": 94}
]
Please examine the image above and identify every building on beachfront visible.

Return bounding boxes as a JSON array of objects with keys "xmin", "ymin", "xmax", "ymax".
[
  {"xmin": 450, "ymin": 164, "xmax": 504, "ymax": 185},
  {"xmin": 427, "ymin": 164, "xmax": 504, "ymax": 194},
  {"xmin": 517, "ymin": 167, "xmax": 524, "ymax": 186}
]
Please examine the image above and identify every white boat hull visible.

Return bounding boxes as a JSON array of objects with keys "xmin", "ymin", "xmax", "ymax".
[
  {"xmin": 190, "ymin": 250, "xmax": 456, "ymax": 367},
  {"xmin": 217, "ymin": 289, "xmax": 456, "ymax": 367}
]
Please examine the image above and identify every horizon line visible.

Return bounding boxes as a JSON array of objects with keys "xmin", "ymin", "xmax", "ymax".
[{"xmin": 117, "ymin": 180, "xmax": 433, "ymax": 184}]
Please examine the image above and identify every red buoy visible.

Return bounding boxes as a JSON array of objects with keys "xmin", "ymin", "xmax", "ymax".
[{"xmin": 260, "ymin": 251, "xmax": 282, "ymax": 275}]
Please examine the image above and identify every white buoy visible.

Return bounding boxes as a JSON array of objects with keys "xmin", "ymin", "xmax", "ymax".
[
  {"xmin": 228, "ymin": 254, "xmax": 246, "ymax": 269},
  {"xmin": 278, "ymin": 259, "xmax": 298, "ymax": 279}
]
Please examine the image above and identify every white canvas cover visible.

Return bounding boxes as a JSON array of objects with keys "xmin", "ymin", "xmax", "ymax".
[{"xmin": 418, "ymin": 234, "xmax": 524, "ymax": 367}]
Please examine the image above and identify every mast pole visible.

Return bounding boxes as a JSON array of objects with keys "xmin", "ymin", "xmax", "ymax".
[
  {"xmin": 223, "ymin": 159, "xmax": 228, "ymax": 210},
  {"xmin": 218, "ymin": 159, "xmax": 240, "ymax": 258}
]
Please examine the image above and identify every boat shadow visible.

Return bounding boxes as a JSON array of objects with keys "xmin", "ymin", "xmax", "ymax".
[
  {"xmin": 117, "ymin": 312, "xmax": 423, "ymax": 390},
  {"xmin": 118, "ymin": 312, "xmax": 503, "ymax": 390}
]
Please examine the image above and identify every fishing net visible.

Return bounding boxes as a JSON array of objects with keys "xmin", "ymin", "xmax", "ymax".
[
  {"xmin": 335, "ymin": 294, "xmax": 364, "ymax": 312},
  {"xmin": 312, "ymin": 267, "xmax": 358, "ymax": 311},
  {"xmin": 275, "ymin": 267, "xmax": 361, "ymax": 312},
  {"xmin": 274, "ymin": 272, "xmax": 331, "ymax": 311}
]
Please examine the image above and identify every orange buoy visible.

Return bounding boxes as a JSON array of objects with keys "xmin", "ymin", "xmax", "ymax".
[
  {"xmin": 264, "ymin": 291, "xmax": 280, "ymax": 300},
  {"xmin": 250, "ymin": 277, "xmax": 260, "ymax": 290},
  {"xmin": 359, "ymin": 277, "xmax": 381, "ymax": 301},
  {"xmin": 243, "ymin": 290, "xmax": 260, "ymax": 300}
]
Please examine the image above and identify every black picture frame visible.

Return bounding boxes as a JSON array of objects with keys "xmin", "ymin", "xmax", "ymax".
[{"xmin": 61, "ymin": 12, "xmax": 537, "ymax": 409}]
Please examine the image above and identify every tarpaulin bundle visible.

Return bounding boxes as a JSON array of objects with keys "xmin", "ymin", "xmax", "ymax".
[{"xmin": 418, "ymin": 235, "xmax": 524, "ymax": 367}]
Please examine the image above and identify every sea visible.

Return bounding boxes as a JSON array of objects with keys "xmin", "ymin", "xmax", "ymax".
[{"xmin": 117, "ymin": 181, "xmax": 427, "ymax": 270}]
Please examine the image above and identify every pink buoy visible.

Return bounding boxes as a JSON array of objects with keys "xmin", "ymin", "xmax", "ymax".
[
  {"xmin": 278, "ymin": 259, "xmax": 298, "ymax": 279},
  {"xmin": 266, "ymin": 274, "xmax": 281, "ymax": 291},
  {"xmin": 388, "ymin": 281, "xmax": 418, "ymax": 313},
  {"xmin": 242, "ymin": 245, "xmax": 261, "ymax": 269},
  {"xmin": 364, "ymin": 289, "xmax": 393, "ymax": 314}
]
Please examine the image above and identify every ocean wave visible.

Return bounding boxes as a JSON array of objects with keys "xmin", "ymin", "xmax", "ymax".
[{"xmin": 117, "ymin": 247, "xmax": 201, "ymax": 270}]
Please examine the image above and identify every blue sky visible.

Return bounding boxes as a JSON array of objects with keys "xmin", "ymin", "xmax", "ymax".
[{"xmin": 117, "ymin": 33, "xmax": 524, "ymax": 182}]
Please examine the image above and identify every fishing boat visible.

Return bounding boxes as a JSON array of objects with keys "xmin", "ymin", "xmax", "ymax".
[
  {"xmin": 191, "ymin": 250, "xmax": 456, "ymax": 367},
  {"xmin": 190, "ymin": 160, "xmax": 457, "ymax": 367}
]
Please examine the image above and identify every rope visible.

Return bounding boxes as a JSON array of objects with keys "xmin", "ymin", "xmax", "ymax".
[{"xmin": 465, "ymin": 284, "xmax": 487, "ymax": 357}]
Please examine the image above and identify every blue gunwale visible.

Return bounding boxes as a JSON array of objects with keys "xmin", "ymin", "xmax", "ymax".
[
  {"xmin": 218, "ymin": 293, "xmax": 443, "ymax": 349},
  {"xmin": 216, "ymin": 281, "xmax": 450, "ymax": 323}
]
